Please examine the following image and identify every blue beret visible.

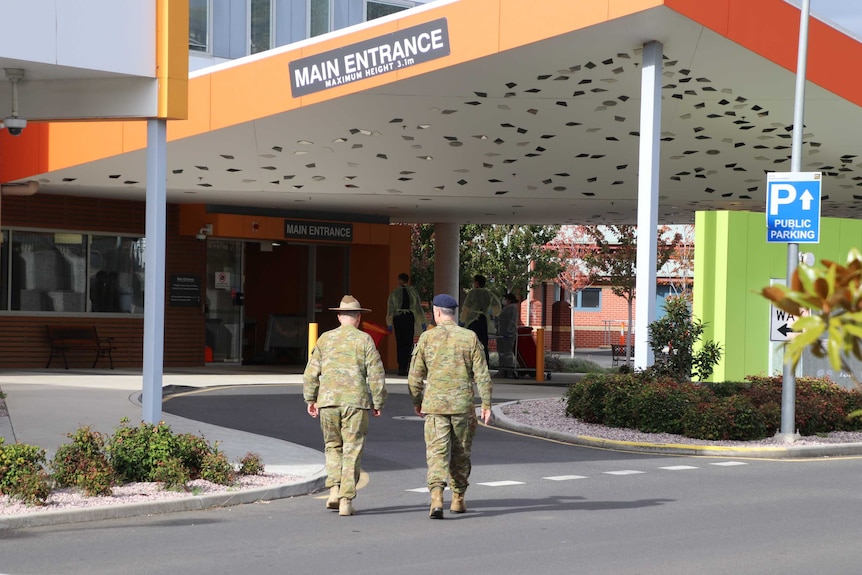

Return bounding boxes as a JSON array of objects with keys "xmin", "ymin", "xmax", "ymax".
[{"xmin": 432, "ymin": 294, "xmax": 459, "ymax": 308}]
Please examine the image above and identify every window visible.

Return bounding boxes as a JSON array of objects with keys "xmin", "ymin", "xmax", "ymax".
[
  {"xmin": 5, "ymin": 229, "xmax": 144, "ymax": 314},
  {"xmin": 249, "ymin": 0, "xmax": 273, "ymax": 55},
  {"xmin": 189, "ymin": 0, "xmax": 211, "ymax": 52},
  {"xmin": 310, "ymin": 0, "xmax": 331, "ymax": 37},
  {"xmin": 89, "ymin": 236, "xmax": 146, "ymax": 313},
  {"xmin": 574, "ymin": 288, "xmax": 601, "ymax": 310},
  {"xmin": 366, "ymin": 1, "xmax": 412, "ymax": 21}
]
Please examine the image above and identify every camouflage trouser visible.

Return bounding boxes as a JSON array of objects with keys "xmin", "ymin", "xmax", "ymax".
[
  {"xmin": 319, "ymin": 405, "xmax": 369, "ymax": 500},
  {"xmin": 424, "ymin": 412, "xmax": 477, "ymax": 494}
]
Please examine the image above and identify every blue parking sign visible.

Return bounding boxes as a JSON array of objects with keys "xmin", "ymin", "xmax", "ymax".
[{"xmin": 766, "ymin": 172, "xmax": 821, "ymax": 243}]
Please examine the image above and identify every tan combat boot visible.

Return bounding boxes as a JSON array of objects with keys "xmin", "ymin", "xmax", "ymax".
[
  {"xmin": 450, "ymin": 492, "xmax": 466, "ymax": 513},
  {"xmin": 326, "ymin": 486, "xmax": 340, "ymax": 510},
  {"xmin": 429, "ymin": 487, "xmax": 444, "ymax": 519},
  {"xmin": 339, "ymin": 497, "xmax": 355, "ymax": 516}
]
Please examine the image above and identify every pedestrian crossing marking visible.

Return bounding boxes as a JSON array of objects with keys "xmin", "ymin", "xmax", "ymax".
[
  {"xmin": 477, "ymin": 480, "xmax": 526, "ymax": 487},
  {"xmin": 404, "ymin": 486, "xmax": 450, "ymax": 493},
  {"xmin": 604, "ymin": 470, "xmax": 645, "ymax": 476},
  {"xmin": 659, "ymin": 465, "xmax": 698, "ymax": 471},
  {"xmin": 543, "ymin": 475, "xmax": 588, "ymax": 481}
]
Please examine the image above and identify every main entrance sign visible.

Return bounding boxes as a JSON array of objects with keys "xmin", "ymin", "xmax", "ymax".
[
  {"xmin": 290, "ymin": 18, "xmax": 450, "ymax": 97},
  {"xmin": 765, "ymin": 172, "xmax": 821, "ymax": 243}
]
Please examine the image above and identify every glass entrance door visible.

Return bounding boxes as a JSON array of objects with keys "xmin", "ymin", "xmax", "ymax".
[{"xmin": 205, "ymin": 239, "xmax": 243, "ymax": 363}]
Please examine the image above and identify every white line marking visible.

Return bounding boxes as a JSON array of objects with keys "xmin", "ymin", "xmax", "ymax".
[
  {"xmin": 603, "ymin": 470, "xmax": 645, "ymax": 476},
  {"xmin": 477, "ymin": 480, "xmax": 526, "ymax": 487},
  {"xmin": 660, "ymin": 465, "xmax": 699, "ymax": 471},
  {"xmin": 543, "ymin": 475, "xmax": 588, "ymax": 481},
  {"xmin": 710, "ymin": 461, "xmax": 748, "ymax": 467},
  {"xmin": 405, "ymin": 487, "xmax": 451, "ymax": 493}
]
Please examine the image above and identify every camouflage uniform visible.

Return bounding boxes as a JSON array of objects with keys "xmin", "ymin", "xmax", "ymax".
[
  {"xmin": 304, "ymin": 324, "xmax": 387, "ymax": 500},
  {"xmin": 407, "ymin": 319, "xmax": 492, "ymax": 494}
]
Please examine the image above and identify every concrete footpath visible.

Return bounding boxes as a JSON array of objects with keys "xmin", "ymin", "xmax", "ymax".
[{"xmin": 0, "ymin": 368, "xmax": 326, "ymax": 530}]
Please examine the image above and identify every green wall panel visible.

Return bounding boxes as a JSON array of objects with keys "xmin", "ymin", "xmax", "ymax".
[{"xmin": 696, "ymin": 210, "xmax": 862, "ymax": 382}]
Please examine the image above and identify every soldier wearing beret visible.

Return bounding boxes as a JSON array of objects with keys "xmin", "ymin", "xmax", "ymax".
[
  {"xmin": 408, "ymin": 293, "xmax": 493, "ymax": 519},
  {"xmin": 303, "ymin": 295, "xmax": 388, "ymax": 517}
]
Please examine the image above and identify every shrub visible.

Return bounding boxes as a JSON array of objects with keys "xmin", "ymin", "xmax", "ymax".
[
  {"xmin": 107, "ymin": 419, "xmax": 234, "ymax": 488},
  {"xmin": 647, "ymin": 295, "xmax": 722, "ymax": 382},
  {"xmin": 682, "ymin": 395, "xmax": 767, "ymax": 441},
  {"xmin": 200, "ymin": 451, "xmax": 234, "ymax": 485},
  {"xmin": 0, "ymin": 440, "xmax": 51, "ymax": 505},
  {"xmin": 238, "ymin": 452, "xmax": 265, "ymax": 476},
  {"xmin": 151, "ymin": 456, "xmax": 190, "ymax": 491},
  {"xmin": 633, "ymin": 380, "xmax": 708, "ymax": 435},
  {"xmin": 564, "ymin": 373, "xmax": 611, "ymax": 422},
  {"xmin": 173, "ymin": 433, "xmax": 215, "ymax": 479},
  {"xmin": 51, "ymin": 426, "xmax": 116, "ymax": 496},
  {"xmin": 108, "ymin": 420, "xmax": 179, "ymax": 483},
  {"xmin": 564, "ymin": 372, "xmax": 859, "ymax": 441},
  {"xmin": 544, "ymin": 354, "xmax": 608, "ymax": 374},
  {"xmin": 600, "ymin": 374, "xmax": 644, "ymax": 429}
]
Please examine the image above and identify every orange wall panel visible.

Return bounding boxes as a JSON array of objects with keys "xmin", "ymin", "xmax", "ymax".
[
  {"xmin": 170, "ymin": 75, "xmax": 213, "ymax": 140},
  {"xmin": 667, "ymin": 0, "xmax": 862, "ymax": 108},
  {"xmin": 0, "ymin": 123, "xmax": 49, "ymax": 182},
  {"xmin": 608, "ymin": 0, "xmax": 664, "ymax": 20},
  {"xmin": 47, "ymin": 122, "xmax": 128, "ymax": 172}
]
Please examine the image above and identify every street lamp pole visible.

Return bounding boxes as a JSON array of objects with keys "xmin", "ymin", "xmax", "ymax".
[{"xmin": 778, "ymin": 0, "xmax": 811, "ymax": 441}]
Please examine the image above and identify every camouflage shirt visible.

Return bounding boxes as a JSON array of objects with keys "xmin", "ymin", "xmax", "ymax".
[
  {"xmin": 407, "ymin": 319, "xmax": 492, "ymax": 414},
  {"xmin": 303, "ymin": 324, "xmax": 387, "ymax": 410}
]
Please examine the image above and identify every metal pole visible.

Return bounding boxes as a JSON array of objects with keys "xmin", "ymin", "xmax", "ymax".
[
  {"xmin": 779, "ymin": 0, "xmax": 810, "ymax": 441},
  {"xmin": 634, "ymin": 40, "xmax": 662, "ymax": 370},
  {"xmin": 142, "ymin": 119, "xmax": 167, "ymax": 424}
]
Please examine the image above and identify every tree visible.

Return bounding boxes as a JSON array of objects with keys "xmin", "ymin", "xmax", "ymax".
[
  {"xmin": 660, "ymin": 224, "xmax": 695, "ymax": 297},
  {"xmin": 761, "ymin": 247, "xmax": 862, "ymax": 389},
  {"xmin": 460, "ymin": 224, "xmax": 562, "ymax": 299},
  {"xmin": 408, "ymin": 224, "xmax": 435, "ymax": 304},
  {"xmin": 581, "ymin": 225, "xmax": 682, "ymax": 366},
  {"xmin": 646, "ymin": 295, "xmax": 723, "ymax": 382},
  {"xmin": 546, "ymin": 225, "xmax": 598, "ymax": 357}
]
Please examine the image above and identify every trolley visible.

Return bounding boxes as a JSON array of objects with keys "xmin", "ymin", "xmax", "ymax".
[{"xmin": 510, "ymin": 326, "xmax": 551, "ymax": 380}]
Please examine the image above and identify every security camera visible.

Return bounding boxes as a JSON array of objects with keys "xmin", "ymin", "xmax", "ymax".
[
  {"xmin": 195, "ymin": 232, "xmax": 207, "ymax": 241},
  {"xmin": 4, "ymin": 117, "xmax": 26, "ymax": 136}
]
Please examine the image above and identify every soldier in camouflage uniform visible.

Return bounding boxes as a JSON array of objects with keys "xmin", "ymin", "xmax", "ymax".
[
  {"xmin": 304, "ymin": 295, "xmax": 387, "ymax": 517},
  {"xmin": 408, "ymin": 293, "xmax": 492, "ymax": 519}
]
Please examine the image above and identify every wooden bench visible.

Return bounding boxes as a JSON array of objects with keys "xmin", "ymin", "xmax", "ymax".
[
  {"xmin": 610, "ymin": 343, "xmax": 635, "ymax": 367},
  {"xmin": 46, "ymin": 325, "xmax": 117, "ymax": 369}
]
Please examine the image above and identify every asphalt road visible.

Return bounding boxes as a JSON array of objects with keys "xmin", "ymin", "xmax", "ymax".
[{"xmin": 2, "ymin": 384, "xmax": 862, "ymax": 575}]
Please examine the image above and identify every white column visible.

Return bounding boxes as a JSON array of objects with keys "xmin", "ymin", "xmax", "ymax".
[
  {"xmin": 142, "ymin": 119, "xmax": 167, "ymax": 424},
  {"xmin": 433, "ymin": 223, "xmax": 459, "ymax": 299},
  {"xmin": 634, "ymin": 41, "xmax": 662, "ymax": 370}
]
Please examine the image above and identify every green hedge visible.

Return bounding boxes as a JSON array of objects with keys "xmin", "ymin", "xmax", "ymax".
[{"xmin": 564, "ymin": 373, "xmax": 862, "ymax": 441}]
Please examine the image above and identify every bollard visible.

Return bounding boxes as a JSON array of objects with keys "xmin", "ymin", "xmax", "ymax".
[
  {"xmin": 535, "ymin": 327, "xmax": 545, "ymax": 382},
  {"xmin": 308, "ymin": 322, "xmax": 318, "ymax": 361}
]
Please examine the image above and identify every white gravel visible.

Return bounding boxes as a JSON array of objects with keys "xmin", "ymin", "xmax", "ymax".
[
  {"xmin": 0, "ymin": 472, "xmax": 298, "ymax": 516},
  {"xmin": 500, "ymin": 397, "xmax": 862, "ymax": 447}
]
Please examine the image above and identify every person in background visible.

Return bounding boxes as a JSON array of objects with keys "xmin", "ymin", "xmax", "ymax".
[
  {"xmin": 408, "ymin": 293, "xmax": 492, "ymax": 519},
  {"xmin": 303, "ymin": 295, "xmax": 388, "ymax": 517},
  {"xmin": 460, "ymin": 274, "xmax": 501, "ymax": 365},
  {"xmin": 386, "ymin": 272, "xmax": 426, "ymax": 376},
  {"xmin": 496, "ymin": 293, "xmax": 519, "ymax": 378}
]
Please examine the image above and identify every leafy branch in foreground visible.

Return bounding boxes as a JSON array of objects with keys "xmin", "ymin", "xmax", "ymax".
[{"xmin": 760, "ymin": 247, "xmax": 862, "ymax": 389}]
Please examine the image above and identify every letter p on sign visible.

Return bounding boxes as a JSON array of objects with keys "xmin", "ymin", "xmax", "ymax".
[{"xmin": 769, "ymin": 184, "xmax": 796, "ymax": 216}]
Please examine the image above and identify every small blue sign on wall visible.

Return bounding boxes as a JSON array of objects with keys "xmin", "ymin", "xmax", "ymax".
[{"xmin": 766, "ymin": 172, "xmax": 822, "ymax": 243}]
